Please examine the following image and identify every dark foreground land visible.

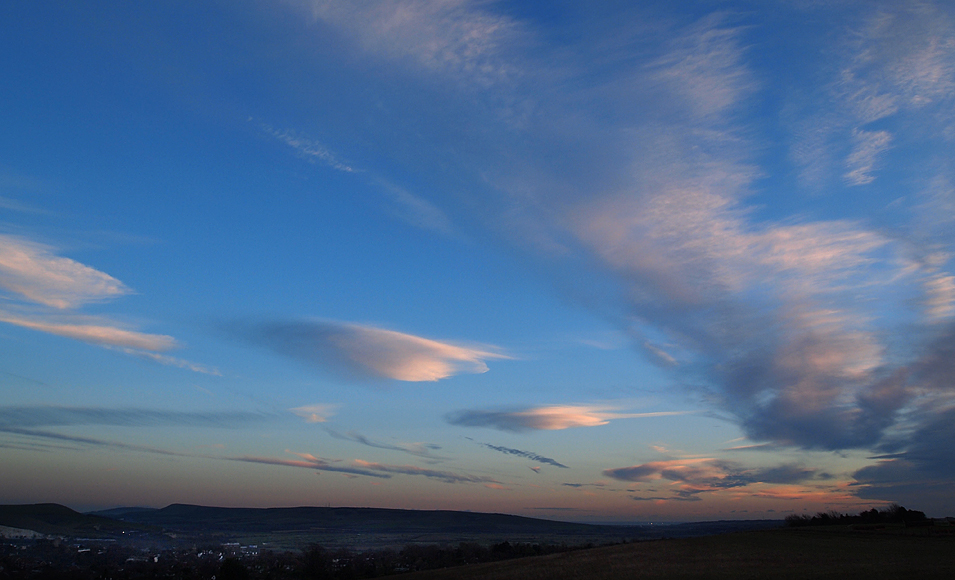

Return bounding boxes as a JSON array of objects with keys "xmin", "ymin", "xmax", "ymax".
[
  {"xmin": 3, "ymin": 524, "xmax": 953, "ymax": 579},
  {"xmin": 405, "ymin": 526, "xmax": 955, "ymax": 580},
  {"xmin": 2, "ymin": 504, "xmax": 953, "ymax": 578}
]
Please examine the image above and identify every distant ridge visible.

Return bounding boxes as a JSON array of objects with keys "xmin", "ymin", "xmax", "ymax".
[
  {"xmin": 4, "ymin": 503, "xmax": 782, "ymax": 550},
  {"xmin": 91, "ymin": 503, "xmax": 614, "ymax": 535},
  {"xmin": 0, "ymin": 503, "xmax": 154, "ymax": 537},
  {"xmin": 91, "ymin": 506, "xmax": 157, "ymax": 519},
  {"xmin": 90, "ymin": 504, "xmax": 780, "ymax": 546}
]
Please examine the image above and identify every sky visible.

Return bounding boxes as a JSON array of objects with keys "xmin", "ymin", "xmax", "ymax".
[{"xmin": 1, "ymin": 0, "xmax": 954, "ymax": 522}]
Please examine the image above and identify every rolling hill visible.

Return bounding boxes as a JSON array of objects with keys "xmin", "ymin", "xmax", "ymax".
[
  {"xmin": 403, "ymin": 526, "xmax": 955, "ymax": 579},
  {"xmin": 0, "ymin": 503, "xmax": 155, "ymax": 538},
  {"xmin": 2, "ymin": 503, "xmax": 782, "ymax": 551}
]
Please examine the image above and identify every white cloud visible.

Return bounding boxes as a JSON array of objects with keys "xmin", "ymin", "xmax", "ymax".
[
  {"xmin": 792, "ymin": 3, "xmax": 955, "ymax": 188},
  {"xmin": 650, "ymin": 14, "xmax": 755, "ymax": 119},
  {"xmin": 836, "ymin": 68, "xmax": 899, "ymax": 125},
  {"xmin": 290, "ymin": 0, "xmax": 521, "ymax": 86},
  {"xmin": 923, "ymin": 274, "xmax": 955, "ymax": 321},
  {"xmin": 532, "ymin": 15, "xmax": 907, "ymax": 448},
  {"xmin": 120, "ymin": 349, "xmax": 221, "ymax": 375},
  {"xmin": 0, "ymin": 235, "xmax": 129, "ymax": 309},
  {"xmin": 477, "ymin": 13, "xmax": 916, "ymax": 449},
  {"xmin": 0, "ymin": 314, "xmax": 176, "ymax": 351},
  {"xmin": 0, "ymin": 235, "xmax": 217, "ymax": 371},
  {"xmin": 865, "ymin": 6, "xmax": 955, "ymax": 110},
  {"xmin": 843, "ymin": 128, "xmax": 892, "ymax": 185},
  {"xmin": 262, "ymin": 124, "xmax": 356, "ymax": 172},
  {"xmin": 274, "ymin": 2, "xmax": 954, "ymax": 455}
]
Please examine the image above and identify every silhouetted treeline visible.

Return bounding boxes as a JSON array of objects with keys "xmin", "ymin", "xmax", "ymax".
[{"xmin": 785, "ymin": 504, "xmax": 928, "ymax": 528}]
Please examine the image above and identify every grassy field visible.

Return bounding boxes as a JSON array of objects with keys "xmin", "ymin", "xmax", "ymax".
[{"xmin": 404, "ymin": 526, "xmax": 955, "ymax": 579}]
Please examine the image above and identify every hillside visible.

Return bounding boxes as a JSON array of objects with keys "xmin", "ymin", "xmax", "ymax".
[
  {"xmin": 94, "ymin": 504, "xmax": 603, "ymax": 534},
  {"xmin": 89, "ymin": 504, "xmax": 781, "ymax": 550},
  {"xmin": 404, "ymin": 526, "xmax": 955, "ymax": 580},
  {"xmin": 2, "ymin": 503, "xmax": 781, "ymax": 551},
  {"xmin": 0, "ymin": 504, "xmax": 154, "ymax": 538},
  {"xmin": 91, "ymin": 504, "xmax": 652, "ymax": 549}
]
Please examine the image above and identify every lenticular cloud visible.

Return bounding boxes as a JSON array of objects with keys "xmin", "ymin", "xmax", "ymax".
[{"xmin": 248, "ymin": 319, "xmax": 509, "ymax": 382}]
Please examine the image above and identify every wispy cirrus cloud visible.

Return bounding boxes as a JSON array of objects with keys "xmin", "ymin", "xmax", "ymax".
[
  {"xmin": 230, "ymin": 452, "xmax": 390, "ymax": 479},
  {"xmin": 352, "ymin": 459, "xmax": 500, "ymax": 484},
  {"xmin": 285, "ymin": 1, "xmax": 955, "ymax": 471},
  {"xmin": 376, "ymin": 180, "xmax": 454, "ymax": 236},
  {"xmin": 467, "ymin": 438, "xmax": 568, "ymax": 468},
  {"xmin": 240, "ymin": 319, "xmax": 509, "ymax": 382},
  {"xmin": 847, "ymin": 5, "xmax": 955, "ymax": 119},
  {"xmin": 922, "ymin": 273, "xmax": 955, "ymax": 321},
  {"xmin": 0, "ymin": 427, "xmax": 193, "ymax": 458},
  {"xmin": 262, "ymin": 124, "xmax": 356, "ymax": 172},
  {"xmin": 794, "ymin": 2, "xmax": 955, "ymax": 188},
  {"xmin": 475, "ymin": 8, "xmax": 955, "ymax": 454},
  {"xmin": 843, "ymin": 129, "xmax": 892, "ymax": 185},
  {"xmin": 648, "ymin": 13, "xmax": 756, "ymax": 120},
  {"xmin": 430, "ymin": 11, "xmax": 925, "ymax": 453},
  {"xmin": 2, "ymin": 418, "xmax": 497, "ymax": 485},
  {"xmin": 326, "ymin": 428, "xmax": 445, "ymax": 459},
  {"xmin": 229, "ymin": 450, "xmax": 498, "ymax": 484},
  {"xmin": 265, "ymin": 124, "xmax": 455, "ymax": 236},
  {"xmin": 119, "ymin": 348, "xmax": 221, "ymax": 375},
  {"xmin": 0, "ymin": 405, "xmax": 272, "ymax": 429},
  {"xmin": 447, "ymin": 405, "xmax": 690, "ymax": 432},
  {"xmin": 290, "ymin": 0, "xmax": 522, "ymax": 87}
]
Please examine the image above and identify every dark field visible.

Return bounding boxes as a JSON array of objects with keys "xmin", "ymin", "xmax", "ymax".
[{"xmin": 405, "ymin": 526, "xmax": 955, "ymax": 580}]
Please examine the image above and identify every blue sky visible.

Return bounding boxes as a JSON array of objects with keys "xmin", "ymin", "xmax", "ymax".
[{"xmin": 2, "ymin": 0, "xmax": 955, "ymax": 521}]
